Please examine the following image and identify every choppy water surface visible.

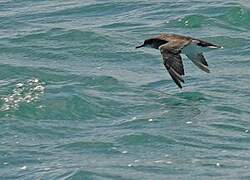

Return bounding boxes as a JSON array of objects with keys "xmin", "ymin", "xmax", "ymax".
[{"xmin": 0, "ymin": 0, "xmax": 250, "ymax": 179}]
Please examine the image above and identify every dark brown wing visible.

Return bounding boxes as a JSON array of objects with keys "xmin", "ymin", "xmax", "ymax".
[
  {"xmin": 160, "ymin": 45, "xmax": 185, "ymax": 88},
  {"xmin": 153, "ymin": 34, "xmax": 192, "ymax": 44}
]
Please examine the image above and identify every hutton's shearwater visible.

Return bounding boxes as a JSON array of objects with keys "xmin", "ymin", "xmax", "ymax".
[{"xmin": 136, "ymin": 34, "xmax": 223, "ymax": 88}]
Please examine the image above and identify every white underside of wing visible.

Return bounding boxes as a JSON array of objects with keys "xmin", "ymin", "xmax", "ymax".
[
  {"xmin": 181, "ymin": 43, "xmax": 210, "ymax": 73},
  {"xmin": 182, "ymin": 43, "xmax": 203, "ymax": 56}
]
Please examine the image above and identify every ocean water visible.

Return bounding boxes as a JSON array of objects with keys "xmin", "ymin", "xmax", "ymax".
[{"xmin": 0, "ymin": 0, "xmax": 250, "ymax": 179}]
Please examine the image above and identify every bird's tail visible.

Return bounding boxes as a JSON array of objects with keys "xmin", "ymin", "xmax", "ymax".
[{"xmin": 192, "ymin": 39, "xmax": 223, "ymax": 49}]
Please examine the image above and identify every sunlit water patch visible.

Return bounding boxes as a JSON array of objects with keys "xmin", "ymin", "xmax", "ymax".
[{"xmin": 0, "ymin": 78, "xmax": 45, "ymax": 111}]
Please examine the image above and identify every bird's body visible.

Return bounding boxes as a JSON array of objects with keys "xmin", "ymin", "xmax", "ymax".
[{"xmin": 136, "ymin": 33, "xmax": 222, "ymax": 88}]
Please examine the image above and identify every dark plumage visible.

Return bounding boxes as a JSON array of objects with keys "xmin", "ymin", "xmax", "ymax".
[{"xmin": 136, "ymin": 33, "xmax": 222, "ymax": 88}]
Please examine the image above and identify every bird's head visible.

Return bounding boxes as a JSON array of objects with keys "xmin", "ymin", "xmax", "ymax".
[
  {"xmin": 136, "ymin": 38, "xmax": 167, "ymax": 49},
  {"xmin": 136, "ymin": 39, "xmax": 153, "ymax": 49}
]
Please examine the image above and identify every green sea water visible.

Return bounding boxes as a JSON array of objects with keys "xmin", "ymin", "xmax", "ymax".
[{"xmin": 0, "ymin": 0, "xmax": 250, "ymax": 179}]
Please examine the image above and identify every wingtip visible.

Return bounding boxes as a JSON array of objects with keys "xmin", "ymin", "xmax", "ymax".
[
  {"xmin": 179, "ymin": 80, "xmax": 185, "ymax": 89},
  {"xmin": 176, "ymin": 83, "xmax": 182, "ymax": 89}
]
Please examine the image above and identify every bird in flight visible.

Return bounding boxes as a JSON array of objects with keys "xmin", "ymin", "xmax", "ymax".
[{"xmin": 136, "ymin": 34, "xmax": 222, "ymax": 88}]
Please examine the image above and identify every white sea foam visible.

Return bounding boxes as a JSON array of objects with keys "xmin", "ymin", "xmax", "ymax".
[{"xmin": 1, "ymin": 78, "xmax": 45, "ymax": 111}]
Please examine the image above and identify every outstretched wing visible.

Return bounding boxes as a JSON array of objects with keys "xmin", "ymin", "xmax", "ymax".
[
  {"xmin": 182, "ymin": 42, "xmax": 210, "ymax": 73},
  {"xmin": 185, "ymin": 52, "xmax": 210, "ymax": 73},
  {"xmin": 160, "ymin": 43, "xmax": 185, "ymax": 88}
]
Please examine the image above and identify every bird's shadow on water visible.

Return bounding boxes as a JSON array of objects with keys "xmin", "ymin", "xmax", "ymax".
[
  {"xmin": 140, "ymin": 79, "xmax": 211, "ymax": 104},
  {"xmin": 112, "ymin": 80, "xmax": 212, "ymax": 127},
  {"xmin": 113, "ymin": 84, "xmax": 212, "ymax": 133},
  {"xmin": 142, "ymin": 79, "xmax": 213, "ymax": 118}
]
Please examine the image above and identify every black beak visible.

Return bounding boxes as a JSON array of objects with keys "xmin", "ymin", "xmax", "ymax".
[{"xmin": 136, "ymin": 44, "xmax": 145, "ymax": 49}]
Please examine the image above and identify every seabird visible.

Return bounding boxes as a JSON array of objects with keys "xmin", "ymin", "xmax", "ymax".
[{"xmin": 136, "ymin": 34, "xmax": 222, "ymax": 88}]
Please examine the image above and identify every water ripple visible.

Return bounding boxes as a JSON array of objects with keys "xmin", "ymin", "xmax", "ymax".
[{"xmin": 1, "ymin": 0, "xmax": 250, "ymax": 179}]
